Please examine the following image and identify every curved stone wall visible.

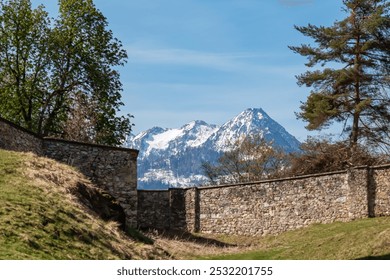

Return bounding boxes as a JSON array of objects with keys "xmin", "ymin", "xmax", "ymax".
[{"xmin": 0, "ymin": 117, "xmax": 138, "ymax": 228}]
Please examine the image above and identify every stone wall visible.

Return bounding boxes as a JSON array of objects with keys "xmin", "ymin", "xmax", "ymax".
[
  {"xmin": 138, "ymin": 190, "xmax": 170, "ymax": 230},
  {"xmin": 138, "ymin": 166, "xmax": 390, "ymax": 236},
  {"xmin": 0, "ymin": 117, "xmax": 139, "ymax": 228},
  {"xmin": 43, "ymin": 138, "xmax": 138, "ymax": 227},
  {"xmin": 0, "ymin": 117, "xmax": 43, "ymax": 155},
  {"xmin": 371, "ymin": 164, "xmax": 390, "ymax": 217},
  {"xmin": 137, "ymin": 188, "xmax": 199, "ymax": 232},
  {"xmin": 195, "ymin": 171, "xmax": 361, "ymax": 236}
]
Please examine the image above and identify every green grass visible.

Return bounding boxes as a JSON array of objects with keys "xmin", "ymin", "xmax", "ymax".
[
  {"xmin": 201, "ymin": 217, "xmax": 390, "ymax": 260},
  {"xmin": 0, "ymin": 149, "xmax": 163, "ymax": 260}
]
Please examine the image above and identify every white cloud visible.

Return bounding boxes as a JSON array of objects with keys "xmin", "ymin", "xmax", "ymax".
[
  {"xmin": 127, "ymin": 46, "xmax": 262, "ymax": 71},
  {"xmin": 126, "ymin": 45, "xmax": 304, "ymax": 78}
]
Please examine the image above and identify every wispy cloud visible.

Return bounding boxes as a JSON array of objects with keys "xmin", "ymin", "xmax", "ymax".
[
  {"xmin": 278, "ymin": 0, "xmax": 313, "ymax": 7},
  {"xmin": 126, "ymin": 46, "xmax": 264, "ymax": 72},
  {"xmin": 126, "ymin": 45, "xmax": 302, "ymax": 77}
]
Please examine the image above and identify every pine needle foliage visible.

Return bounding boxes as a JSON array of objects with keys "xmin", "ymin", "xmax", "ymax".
[{"xmin": 290, "ymin": 0, "xmax": 390, "ymax": 153}]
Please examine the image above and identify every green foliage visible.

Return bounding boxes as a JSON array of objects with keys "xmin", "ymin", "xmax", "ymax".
[
  {"xmin": 0, "ymin": 0, "xmax": 50, "ymax": 130},
  {"xmin": 0, "ymin": 0, "xmax": 132, "ymax": 146},
  {"xmin": 290, "ymin": 0, "xmax": 390, "ymax": 151}
]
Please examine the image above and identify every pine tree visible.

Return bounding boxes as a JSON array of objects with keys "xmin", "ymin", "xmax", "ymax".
[{"xmin": 290, "ymin": 0, "xmax": 390, "ymax": 153}]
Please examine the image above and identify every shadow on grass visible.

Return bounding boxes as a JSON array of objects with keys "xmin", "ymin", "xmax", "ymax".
[
  {"xmin": 143, "ymin": 229, "xmax": 237, "ymax": 248},
  {"xmin": 126, "ymin": 227, "xmax": 155, "ymax": 245},
  {"xmin": 357, "ymin": 254, "xmax": 390, "ymax": 260}
]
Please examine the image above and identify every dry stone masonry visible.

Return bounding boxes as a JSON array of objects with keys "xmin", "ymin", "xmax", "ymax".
[
  {"xmin": 1, "ymin": 116, "xmax": 390, "ymax": 236},
  {"xmin": 371, "ymin": 166, "xmax": 390, "ymax": 217},
  {"xmin": 138, "ymin": 166, "xmax": 390, "ymax": 236},
  {"xmin": 0, "ymin": 117, "xmax": 44, "ymax": 155},
  {"xmin": 0, "ymin": 116, "xmax": 138, "ymax": 228},
  {"xmin": 43, "ymin": 138, "xmax": 138, "ymax": 227}
]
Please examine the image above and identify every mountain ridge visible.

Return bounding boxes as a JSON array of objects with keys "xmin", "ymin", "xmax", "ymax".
[{"xmin": 126, "ymin": 108, "xmax": 301, "ymax": 189}]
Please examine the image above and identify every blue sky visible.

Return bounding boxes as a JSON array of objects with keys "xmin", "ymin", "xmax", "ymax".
[{"xmin": 33, "ymin": 0, "xmax": 345, "ymax": 141}]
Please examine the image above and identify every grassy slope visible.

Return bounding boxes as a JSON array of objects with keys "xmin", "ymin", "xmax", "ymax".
[
  {"xmin": 198, "ymin": 217, "xmax": 390, "ymax": 260},
  {"xmin": 0, "ymin": 149, "xmax": 165, "ymax": 260},
  {"xmin": 149, "ymin": 216, "xmax": 390, "ymax": 260}
]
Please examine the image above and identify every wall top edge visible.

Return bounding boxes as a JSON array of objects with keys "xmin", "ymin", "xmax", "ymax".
[
  {"xmin": 44, "ymin": 137, "xmax": 139, "ymax": 155},
  {"xmin": 371, "ymin": 163, "xmax": 390, "ymax": 169},
  {"xmin": 168, "ymin": 163, "xmax": 390, "ymax": 191},
  {"xmin": 0, "ymin": 116, "xmax": 41, "ymax": 138},
  {"xmin": 138, "ymin": 189, "xmax": 169, "ymax": 193},
  {"xmin": 170, "ymin": 170, "xmax": 350, "ymax": 191},
  {"xmin": 0, "ymin": 117, "xmax": 138, "ymax": 156}
]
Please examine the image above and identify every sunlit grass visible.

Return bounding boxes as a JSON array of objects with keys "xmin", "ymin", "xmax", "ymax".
[
  {"xmin": 200, "ymin": 217, "xmax": 390, "ymax": 260},
  {"xmin": 0, "ymin": 149, "xmax": 164, "ymax": 260}
]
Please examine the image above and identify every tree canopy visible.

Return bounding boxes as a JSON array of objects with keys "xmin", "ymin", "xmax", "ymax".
[
  {"xmin": 290, "ymin": 0, "xmax": 390, "ymax": 153},
  {"xmin": 0, "ymin": 0, "xmax": 132, "ymax": 146}
]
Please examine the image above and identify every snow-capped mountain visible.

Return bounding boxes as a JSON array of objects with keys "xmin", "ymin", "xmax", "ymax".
[
  {"xmin": 125, "ymin": 108, "xmax": 301, "ymax": 189},
  {"xmin": 129, "ymin": 120, "xmax": 218, "ymax": 157},
  {"xmin": 206, "ymin": 108, "xmax": 301, "ymax": 153}
]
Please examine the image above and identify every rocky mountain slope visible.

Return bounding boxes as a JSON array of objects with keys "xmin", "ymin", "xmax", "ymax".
[{"xmin": 126, "ymin": 108, "xmax": 301, "ymax": 189}]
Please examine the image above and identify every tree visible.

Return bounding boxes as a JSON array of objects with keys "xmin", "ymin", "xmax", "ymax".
[
  {"xmin": 0, "ymin": 0, "xmax": 132, "ymax": 146},
  {"xmin": 0, "ymin": 0, "xmax": 51, "ymax": 131},
  {"xmin": 202, "ymin": 135, "xmax": 288, "ymax": 185},
  {"xmin": 290, "ymin": 0, "xmax": 390, "ymax": 154}
]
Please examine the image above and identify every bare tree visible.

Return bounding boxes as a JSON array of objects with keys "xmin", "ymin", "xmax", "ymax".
[{"xmin": 202, "ymin": 135, "xmax": 288, "ymax": 185}]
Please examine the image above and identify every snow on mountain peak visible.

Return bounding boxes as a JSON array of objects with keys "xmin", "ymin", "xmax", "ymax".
[
  {"xmin": 131, "ymin": 120, "xmax": 219, "ymax": 157},
  {"xmin": 182, "ymin": 120, "xmax": 208, "ymax": 130},
  {"xmin": 125, "ymin": 108, "xmax": 301, "ymax": 189},
  {"xmin": 148, "ymin": 128, "xmax": 183, "ymax": 150},
  {"xmin": 209, "ymin": 108, "xmax": 275, "ymax": 151}
]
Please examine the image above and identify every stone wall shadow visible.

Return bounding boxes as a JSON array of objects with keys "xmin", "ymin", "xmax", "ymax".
[
  {"xmin": 194, "ymin": 188, "xmax": 200, "ymax": 232},
  {"xmin": 149, "ymin": 230, "xmax": 237, "ymax": 248},
  {"xmin": 367, "ymin": 167, "xmax": 376, "ymax": 218},
  {"xmin": 357, "ymin": 254, "xmax": 390, "ymax": 260}
]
